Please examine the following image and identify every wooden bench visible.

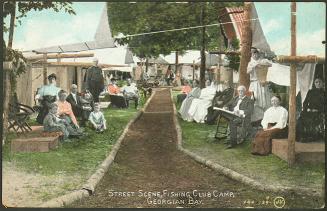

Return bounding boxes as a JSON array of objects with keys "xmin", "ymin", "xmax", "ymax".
[
  {"xmin": 10, "ymin": 126, "xmax": 62, "ymax": 152},
  {"xmin": 11, "ymin": 136, "xmax": 59, "ymax": 152},
  {"xmin": 272, "ymin": 139, "xmax": 325, "ymax": 164}
]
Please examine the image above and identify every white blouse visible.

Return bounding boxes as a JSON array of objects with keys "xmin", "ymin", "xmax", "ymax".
[{"xmin": 261, "ymin": 106, "xmax": 288, "ymax": 129}]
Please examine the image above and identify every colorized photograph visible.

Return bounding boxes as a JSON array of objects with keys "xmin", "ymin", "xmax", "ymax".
[{"xmin": 1, "ymin": 1, "xmax": 325, "ymax": 209}]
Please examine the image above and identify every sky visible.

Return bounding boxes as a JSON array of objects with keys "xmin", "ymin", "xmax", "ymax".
[{"xmin": 3, "ymin": 2, "xmax": 326, "ymax": 56}]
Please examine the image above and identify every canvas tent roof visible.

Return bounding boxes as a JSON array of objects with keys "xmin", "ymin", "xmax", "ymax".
[
  {"xmin": 221, "ymin": 4, "xmax": 273, "ymax": 55},
  {"xmin": 43, "ymin": 47, "xmax": 132, "ymax": 66},
  {"xmin": 162, "ymin": 50, "xmax": 201, "ymax": 64},
  {"xmin": 29, "ymin": 5, "xmax": 115, "ymax": 54}
]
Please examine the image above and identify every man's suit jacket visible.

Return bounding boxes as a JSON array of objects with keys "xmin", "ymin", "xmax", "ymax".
[
  {"xmin": 66, "ymin": 93, "xmax": 83, "ymax": 117},
  {"xmin": 226, "ymin": 95, "xmax": 254, "ymax": 122}
]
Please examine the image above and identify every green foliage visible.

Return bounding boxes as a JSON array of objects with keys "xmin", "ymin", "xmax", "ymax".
[
  {"xmin": 107, "ymin": 2, "xmax": 242, "ymax": 58},
  {"xmin": 3, "ymin": 44, "xmax": 28, "ymax": 91},
  {"xmin": 3, "ymin": 1, "xmax": 75, "ymax": 29}
]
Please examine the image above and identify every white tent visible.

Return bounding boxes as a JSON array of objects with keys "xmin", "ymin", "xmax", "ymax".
[
  {"xmin": 29, "ymin": 5, "xmax": 116, "ymax": 54},
  {"xmin": 162, "ymin": 50, "xmax": 200, "ymax": 64},
  {"xmin": 45, "ymin": 47, "xmax": 133, "ymax": 67}
]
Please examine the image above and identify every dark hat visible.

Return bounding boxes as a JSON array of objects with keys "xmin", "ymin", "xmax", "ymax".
[{"xmin": 47, "ymin": 73, "xmax": 57, "ymax": 80}]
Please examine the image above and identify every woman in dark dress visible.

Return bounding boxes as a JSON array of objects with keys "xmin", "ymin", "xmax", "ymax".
[{"xmin": 297, "ymin": 78, "xmax": 325, "ymax": 142}]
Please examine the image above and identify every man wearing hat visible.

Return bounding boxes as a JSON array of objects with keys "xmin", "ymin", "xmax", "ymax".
[
  {"xmin": 35, "ymin": 73, "xmax": 62, "ymax": 124},
  {"xmin": 85, "ymin": 57, "xmax": 105, "ymax": 102}
]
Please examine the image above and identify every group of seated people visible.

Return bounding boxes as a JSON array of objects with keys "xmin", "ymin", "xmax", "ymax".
[
  {"xmin": 177, "ymin": 77, "xmax": 325, "ymax": 155},
  {"xmin": 179, "ymin": 80, "xmax": 218, "ymax": 123},
  {"xmin": 107, "ymin": 78, "xmax": 140, "ymax": 109},
  {"xmin": 36, "ymin": 73, "xmax": 107, "ymax": 141}
]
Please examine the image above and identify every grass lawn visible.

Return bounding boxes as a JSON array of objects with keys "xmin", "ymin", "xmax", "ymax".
[
  {"xmin": 172, "ymin": 90, "xmax": 325, "ymax": 191},
  {"xmin": 2, "ymin": 107, "xmax": 138, "ymax": 176},
  {"xmin": 2, "ymin": 97, "xmax": 145, "ymax": 203}
]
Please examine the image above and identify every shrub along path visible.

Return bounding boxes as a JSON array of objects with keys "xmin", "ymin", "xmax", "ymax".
[{"xmin": 70, "ymin": 89, "xmax": 322, "ymax": 208}]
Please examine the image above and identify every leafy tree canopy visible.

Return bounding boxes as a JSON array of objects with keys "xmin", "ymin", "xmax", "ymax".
[
  {"xmin": 107, "ymin": 2, "xmax": 241, "ymax": 59},
  {"xmin": 3, "ymin": 1, "xmax": 75, "ymax": 32}
]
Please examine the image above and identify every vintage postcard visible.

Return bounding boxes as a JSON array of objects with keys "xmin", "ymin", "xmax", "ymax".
[{"xmin": 2, "ymin": 1, "xmax": 325, "ymax": 209}]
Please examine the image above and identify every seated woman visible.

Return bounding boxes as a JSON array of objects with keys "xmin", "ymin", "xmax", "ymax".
[
  {"xmin": 188, "ymin": 80, "xmax": 217, "ymax": 123},
  {"xmin": 107, "ymin": 78, "xmax": 122, "ymax": 95},
  {"xmin": 56, "ymin": 90, "xmax": 81, "ymax": 130},
  {"xmin": 108, "ymin": 78, "xmax": 128, "ymax": 108},
  {"xmin": 179, "ymin": 80, "xmax": 201, "ymax": 121},
  {"xmin": 297, "ymin": 78, "xmax": 325, "ymax": 142},
  {"xmin": 89, "ymin": 103, "xmax": 107, "ymax": 133},
  {"xmin": 177, "ymin": 80, "xmax": 192, "ymax": 104},
  {"xmin": 251, "ymin": 96, "xmax": 288, "ymax": 155},
  {"xmin": 43, "ymin": 103, "xmax": 83, "ymax": 140},
  {"xmin": 36, "ymin": 73, "xmax": 61, "ymax": 124}
]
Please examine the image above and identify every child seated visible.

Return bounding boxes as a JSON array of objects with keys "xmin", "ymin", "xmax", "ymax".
[
  {"xmin": 89, "ymin": 103, "xmax": 107, "ymax": 133},
  {"xmin": 43, "ymin": 103, "xmax": 84, "ymax": 140}
]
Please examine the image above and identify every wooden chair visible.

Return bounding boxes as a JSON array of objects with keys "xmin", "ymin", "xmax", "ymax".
[{"xmin": 8, "ymin": 95, "xmax": 35, "ymax": 133}]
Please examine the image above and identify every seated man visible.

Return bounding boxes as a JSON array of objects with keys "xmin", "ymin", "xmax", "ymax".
[
  {"xmin": 56, "ymin": 90, "xmax": 80, "ymax": 129},
  {"xmin": 122, "ymin": 79, "xmax": 139, "ymax": 109},
  {"xmin": 251, "ymin": 96, "xmax": 288, "ymax": 155},
  {"xmin": 223, "ymin": 85, "xmax": 254, "ymax": 149},
  {"xmin": 177, "ymin": 80, "xmax": 192, "ymax": 104},
  {"xmin": 36, "ymin": 73, "xmax": 61, "ymax": 124},
  {"xmin": 43, "ymin": 103, "xmax": 83, "ymax": 141},
  {"xmin": 66, "ymin": 84, "xmax": 92, "ymax": 127},
  {"xmin": 297, "ymin": 78, "xmax": 325, "ymax": 142},
  {"xmin": 188, "ymin": 80, "xmax": 217, "ymax": 123},
  {"xmin": 179, "ymin": 80, "xmax": 201, "ymax": 121},
  {"xmin": 89, "ymin": 103, "xmax": 107, "ymax": 133}
]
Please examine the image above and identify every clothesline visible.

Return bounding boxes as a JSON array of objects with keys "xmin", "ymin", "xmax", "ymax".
[{"xmin": 116, "ymin": 18, "xmax": 259, "ymax": 39}]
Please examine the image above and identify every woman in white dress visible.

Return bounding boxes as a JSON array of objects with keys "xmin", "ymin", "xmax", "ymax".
[
  {"xmin": 188, "ymin": 80, "xmax": 217, "ymax": 123},
  {"xmin": 247, "ymin": 48, "xmax": 272, "ymax": 122}
]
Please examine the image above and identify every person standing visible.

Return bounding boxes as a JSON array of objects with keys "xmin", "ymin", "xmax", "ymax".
[
  {"xmin": 85, "ymin": 57, "xmax": 104, "ymax": 102},
  {"xmin": 247, "ymin": 48, "xmax": 272, "ymax": 122}
]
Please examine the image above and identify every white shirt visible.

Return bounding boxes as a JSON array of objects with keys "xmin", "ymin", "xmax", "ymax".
[
  {"xmin": 122, "ymin": 84, "xmax": 138, "ymax": 94},
  {"xmin": 233, "ymin": 96, "xmax": 246, "ymax": 116},
  {"xmin": 71, "ymin": 93, "xmax": 77, "ymax": 103},
  {"xmin": 261, "ymin": 106, "xmax": 288, "ymax": 129}
]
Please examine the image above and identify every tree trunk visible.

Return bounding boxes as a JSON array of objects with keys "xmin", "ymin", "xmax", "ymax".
[
  {"xmin": 3, "ymin": 2, "xmax": 16, "ymax": 144},
  {"xmin": 175, "ymin": 51, "xmax": 181, "ymax": 86},
  {"xmin": 200, "ymin": 3, "xmax": 206, "ymax": 88},
  {"xmin": 238, "ymin": 2, "xmax": 252, "ymax": 89},
  {"xmin": 145, "ymin": 57, "xmax": 149, "ymax": 74},
  {"xmin": 287, "ymin": 2, "xmax": 297, "ymax": 167},
  {"xmin": 43, "ymin": 53, "xmax": 48, "ymax": 84}
]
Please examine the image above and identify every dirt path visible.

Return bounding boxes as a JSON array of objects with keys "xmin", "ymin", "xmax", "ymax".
[{"xmin": 69, "ymin": 89, "xmax": 323, "ymax": 208}]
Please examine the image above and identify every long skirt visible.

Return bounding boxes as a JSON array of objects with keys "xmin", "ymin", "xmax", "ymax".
[{"xmin": 251, "ymin": 127, "xmax": 287, "ymax": 155}]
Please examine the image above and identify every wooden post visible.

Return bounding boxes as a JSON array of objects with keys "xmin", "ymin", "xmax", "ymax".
[
  {"xmin": 43, "ymin": 53, "xmax": 48, "ymax": 85},
  {"xmin": 287, "ymin": 2, "xmax": 297, "ymax": 167},
  {"xmin": 238, "ymin": 2, "xmax": 252, "ymax": 88},
  {"xmin": 200, "ymin": 2, "xmax": 206, "ymax": 88},
  {"xmin": 3, "ymin": 2, "xmax": 16, "ymax": 143},
  {"xmin": 192, "ymin": 60, "xmax": 195, "ymax": 81}
]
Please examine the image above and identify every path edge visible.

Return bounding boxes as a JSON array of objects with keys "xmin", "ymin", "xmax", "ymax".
[
  {"xmin": 169, "ymin": 89, "xmax": 323, "ymax": 198},
  {"xmin": 37, "ymin": 91, "xmax": 156, "ymax": 208}
]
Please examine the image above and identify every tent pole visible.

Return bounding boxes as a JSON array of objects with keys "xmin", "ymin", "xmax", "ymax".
[
  {"xmin": 287, "ymin": 2, "xmax": 297, "ymax": 167},
  {"xmin": 43, "ymin": 53, "xmax": 48, "ymax": 85}
]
